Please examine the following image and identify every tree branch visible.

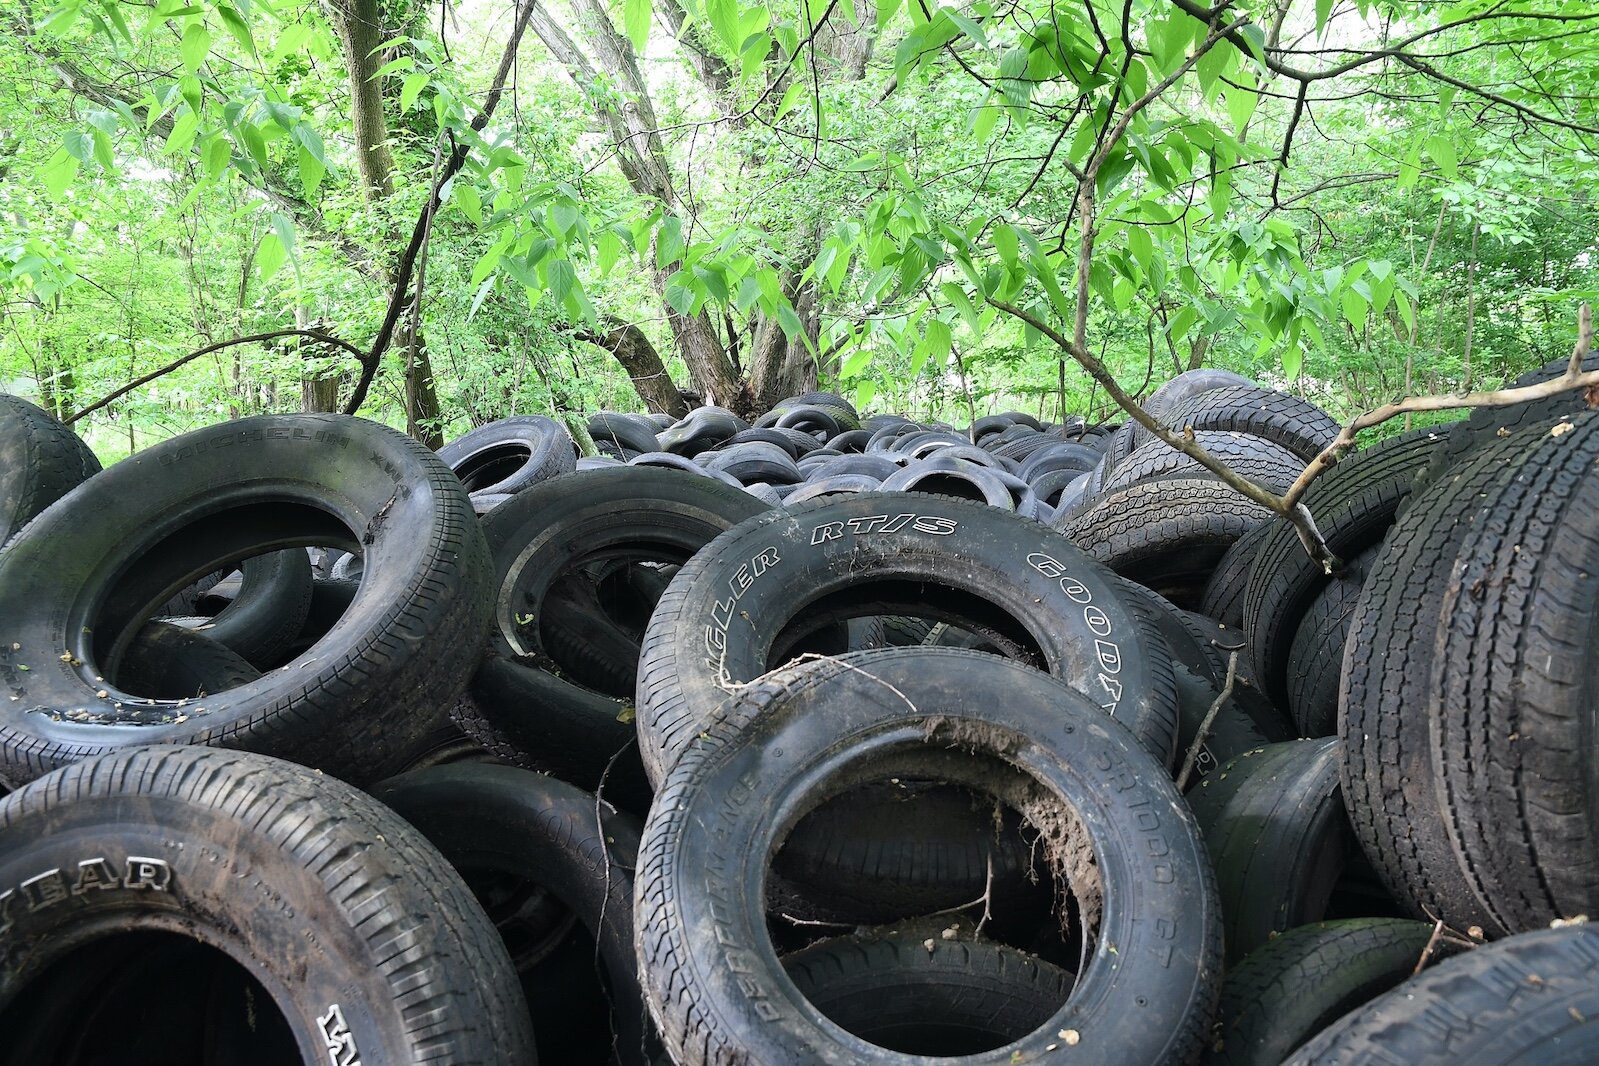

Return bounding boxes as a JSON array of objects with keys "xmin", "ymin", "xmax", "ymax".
[
  {"xmin": 341, "ymin": 0, "xmax": 537, "ymax": 417},
  {"xmin": 66, "ymin": 329, "xmax": 366, "ymax": 424}
]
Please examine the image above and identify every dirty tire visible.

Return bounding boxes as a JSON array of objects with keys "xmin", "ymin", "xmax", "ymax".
[
  {"xmin": 1427, "ymin": 414, "xmax": 1599, "ymax": 933},
  {"xmin": 636, "ymin": 648, "xmax": 1219, "ymax": 1066},
  {"xmin": 117, "ymin": 620, "xmax": 264, "ymax": 700},
  {"xmin": 453, "ymin": 656, "xmax": 652, "ymax": 817},
  {"xmin": 1243, "ymin": 426, "xmax": 1445, "ymax": 711},
  {"xmin": 1285, "ymin": 547, "xmax": 1377, "ymax": 738},
  {"xmin": 1283, "ymin": 925, "xmax": 1599, "ymax": 1065},
  {"xmin": 781, "ymin": 932, "xmax": 1075, "ymax": 1055},
  {"xmin": 169, "ymin": 548, "xmax": 315, "ymax": 669},
  {"xmin": 1100, "ymin": 432, "xmax": 1303, "ymax": 496},
  {"xmin": 1200, "ymin": 521, "xmax": 1271, "ymax": 629},
  {"xmin": 636, "ymin": 493, "xmax": 1181, "ymax": 786},
  {"xmin": 1057, "ymin": 479, "xmax": 1271, "ymax": 609},
  {"xmin": 0, "ymin": 413, "xmax": 492, "ymax": 786},
  {"xmin": 374, "ymin": 764, "xmax": 652, "ymax": 1064},
  {"xmin": 0, "ymin": 746, "xmax": 534, "ymax": 1065},
  {"xmin": 769, "ymin": 781, "xmax": 1051, "ymax": 929},
  {"xmin": 1153, "ymin": 385, "xmax": 1340, "ymax": 462},
  {"xmin": 1188, "ymin": 739, "xmax": 1358, "ymax": 963},
  {"xmin": 438, "ymin": 415, "xmax": 576, "ymax": 496},
  {"xmin": 0, "ymin": 394, "xmax": 101, "ymax": 546},
  {"xmin": 1204, "ymin": 918, "xmax": 1442, "ymax": 1066},
  {"xmin": 1338, "ymin": 432, "xmax": 1537, "ymax": 937}
]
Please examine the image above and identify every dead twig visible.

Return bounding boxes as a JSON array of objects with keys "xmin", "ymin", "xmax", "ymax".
[{"xmin": 1175, "ymin": 651, "xmax": 1238, "ymax": 792}]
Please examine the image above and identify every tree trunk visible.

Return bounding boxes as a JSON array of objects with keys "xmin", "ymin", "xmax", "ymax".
[
  {"xmin": 321, "ymin": 0, "xmax": 396, "ymax": 202},
  {"xmin": 581, "ymin": 322, "xmax": 692, "ymax": 417}
]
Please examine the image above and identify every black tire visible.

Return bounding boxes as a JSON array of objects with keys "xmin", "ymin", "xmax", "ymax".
[
  {"xmin": 1427, "ymin": 413, "xmax": 1599, "ymax": 933},
  {"xmin": 1205, "ymin": 918, "xmax": 1442, "ymax": 1066},
  {"xmin": 769, "ymin": 781, "xmax": 1051, "ymax": 929},
  {"xmin": 0, "ymin": 414, "xmax": 492, "ymax": 785},
  {"xmin": 1156, "ymin": 385, "xmax": 1340, "ymax": 462},
  {"xmin": 635, "ymin": 648, "xmax": 1221, "ymax": 1066},
  {"xmin": 0, "ymin": 746, "xmax": 534, "ymax": 1065},
  {"xmin": 703, "ymin": 441, "xmax": 803, "ymax": 485},
  {"xmin": 439, "ymin": 415, "xmax": 576, "ymax": 495},
  {"xmin": 0, "ymin": 395, "xmax": 101, "ymax": 547},
  {"xmin": 455, "ymin": 468, "xmax": 766, "ymax": 779},
  {"xmin": 1100, "ymin": 432, "xmax": 1303, "ymax": 496},
  {"xmin": 170, "ymin": 547, "xmax": 314, "ymax": 669},
  {"xmin": 117, "ymin": 620, "xmax": 264, "ymax": 700},
  {"xmin": 589, "ymin": 411, "xmax": 661, "ymax": 454},
  {"xmin": 1284, "ymin": 925, "xmax": 1599, "ymax": 1065},
  {"xmin": 1144, "ymin": 369, "xmax": 1256, "ymax": 419},
  {"xmin": 1286, "ymin": 547, "xmax": 1378, "ymax": 737},
  {"xmin": 1057, "ymin": 478, "xmax": 1271, "ymax": 609},
  {"xmin": 1174, "ymin": 662, "xmax": 1270, "ymax": 790},
  {"xmin": 1188, "ymin": 739, "xmax": 1365, "ymax": 963},
  {"xmin": 1243, "ymin": 426, "xmax": 1445, "ymax": 711},
  {"xmin": 1200, "ymin": 521, "xmax": 1271, "ymax": 628},
  {"xmin": 879, "ymin": 461, "xmax": 1016, "ymax": 509},
  {"xmin": 1338, "ymin": 433, "xmax": 1534, "ymax": 936},
  {"xmin": 636, "ymin": 493, "xmax": 1181, "ymax": 785},
  {"xmin": 454, "ymin": 655, "xmax": 652, "ymax": 815},
  {"xmin": 659, "ymin": 407, "xmax": 745, "ymax": 456},
  {"xmin": 781, "ymin": 932, "xmax": 1075, "ymax": 1056},
  {"xmin": 374, "ymin": 764, "xmax": 652, "ymax": 1065},
  {"xmin": 1410, "ymin": 352, "xmax": 1596, "ymax": 494}
]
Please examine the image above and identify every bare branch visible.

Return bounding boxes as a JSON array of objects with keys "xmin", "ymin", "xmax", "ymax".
[
  {"xmin": 1176, "ymin": 651, "xmax": 1238, "ymax": 792},
  {"xmin": 67, "ymin": 329, "xmax": 366, "ymax": 424}
]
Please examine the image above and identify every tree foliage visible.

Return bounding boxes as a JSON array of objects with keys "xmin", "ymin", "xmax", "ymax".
[{"xmin": 0, "ymin": 0, "xmax": 1593, "ymax": 459}]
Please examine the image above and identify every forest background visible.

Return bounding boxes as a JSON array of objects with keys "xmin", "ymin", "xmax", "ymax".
[{"xmin": 1, "ymin": 0, "xmax": 1595, "ymax": 462}]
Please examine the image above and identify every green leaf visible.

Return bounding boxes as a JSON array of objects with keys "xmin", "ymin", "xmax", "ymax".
[
  {"xmin": 1281, "ymin": 339, "xmax": 1304, "ymax": 380},
  {"xmin": 1195, "ymin": 41, "xmax": 1232, "ymax": 102},
  {"xmin": 180, "ymin": 23, "xmax": 212, "ymax": 74},
  {"xmin": 1341, "ymin": 288, "xmax": 1368, "ymax": 332},
  {"xmin": 204, "ymin": 135, "xmax": 232, "ymax": 178},
  {"xmin": 941, "ymin": 282, "xmax": 981, "ymax": 335},
  {"xmin": 924, "ymin": 318, "xmax": 953, "ymax": 363},
  {"xmin": 665, "ymin": 278, "xmax": 696, "ymax": 315},
  {"xmin": 774, "ymin": 80, "xmax": 808, "ymax": 121},
  {"xmin": 91, "ymin": 127, "xmax": 115, "ymax": 172},
  {"xmin": 624, "ymin": 0, "xmax": 651, "ymax": 52},
  {"xmin": 401, "ymin": 72, "xmax": 429, "ymax": 112},
  {"xmin": 1314, "ymin": 0, "xmax": 1333, "ymax": 35},
  {"xmin": 656, "ymin": 215, "xmax": 684, "ymax": 268},
  {"xmin": 238, "ymin": 122, "xmax": 268, "ymax": 170},
  {"xmin": 971, "ymin": 98, "xmax": 1000, "ymax": 142},
  {"xmin": 456, "ymin": 183, "xmax": 482, "ymax": 224},
  {"xmin": 546, "ymin": 258, "xmax": 575, "ymax": 306},
  {"xmin": 1424, "ymin": 134, "xmax": 1458, "ymax": 180},
  {"xmin": 467, "ymin": 276, "xmax": 496, "ymax": 322},
  {"xmin": 39, "ymin": 149, "xmax": 79, "ymax": 200},
  {"xmin": 705, "ymin": 0, "xmax": 739, "ymax": 50},
  {"xmin": 1225, "ymin": 80, "xmax": 1257, "ymax": 133},
  {"xmin": 257, "ymin": 230, "xmax": 287, "ymax": 280},
  {"xmin": 297, "ymin": 145, "xmax": 324, "ymax": 195},
  {"xmin": 992, "ymin": 223, "xmax": 1019, "ymax": 266},
  {"xmin": 693, "ymin": 263, "xmax": 729, "ymax": 304},
  {"xmin": 1167, "ymin": 305, "xmax": 1199, "ymax": 345},
  {"xmin": 216, "ymin": 4, "xmax": 256, "ymax": 56},
  {"xmin": 63, "ymin": 130, "xmax": 92, "ymax": 163},
  {"xmin": 271, "ymin": 23, "xmax": 312, "ymax": 63},
  {"xmin": 854, "ymin": 380, "xmax": 877, "ymax": 409},
  {"xmin": 776, "ymin": 301, "xmax": 806, "ymax": 343},
  {"xmin": 841, "ymin": 348, "xmax": 872, "ymax": 376},
  {"xmin": 734, "ymin": 273, "xmax": 763, "ymax": 312},
  {"xmin": 168, "ymin": 109, "xmax": 201, "ymax": 156}
]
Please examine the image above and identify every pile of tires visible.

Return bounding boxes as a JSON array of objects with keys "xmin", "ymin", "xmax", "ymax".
[{"xmin": 2, "ymin": 363, "xmax": 1597, "ymax": 1066}]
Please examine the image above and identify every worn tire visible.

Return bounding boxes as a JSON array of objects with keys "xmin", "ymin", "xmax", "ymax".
[
  {"xmin": 0, "ymin": 395, "xmax": 101, "ymax": 547},
  {"xmin": 636, "ymin": 493, "xmax": 1181, "ymax": 785},
  {"xmin": 1205, "ymin": 918, "xmax": 1442, "ymax": 1066},
  {"xmin": 0, "ymin": 746, "xmax": 534, "ymax": 1065},
  {"xmin": 439, "ymin": 415, "xmax": 576, "ymax": 496},
  {"xmin": 0, "ymin": 413, "xmax": 492, "ymax": 785},
  {"xmin": 374, "ymin": 764, "xmax": 651, "ymax": 1064},
  {"xmin": 781, "ymin": 932, "xmax": 1075, "ymax": 1056},
  {"xmin": 1188, "ymin": 738, "xmax": 1363, "ymax": 963},
  {"xmin": 1057, "ymin": 479, "xmax": 1271, "ymax": 609},
  {"xmin": 1284, "ymin": 925, "xmax": 1599, "ymax": 1065},
  {"xmin": 635, "ymin": 648, "xmax": 1221, "ymax": 1066}
]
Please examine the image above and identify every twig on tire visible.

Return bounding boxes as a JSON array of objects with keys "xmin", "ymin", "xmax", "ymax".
[
  {"xmin": 591, "ymin": 736, "xmax": 634, "ymax": 1064},
  {"xmin": 1175, "ymin": 651, "xmax": 1238, "ymax": 792},
  {"xmin": 1413, "ymin": 918, "xmax": 1447, "ymax": 975}
]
